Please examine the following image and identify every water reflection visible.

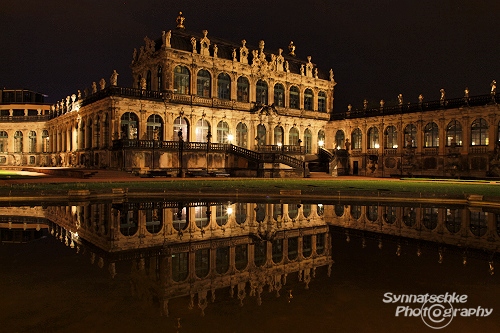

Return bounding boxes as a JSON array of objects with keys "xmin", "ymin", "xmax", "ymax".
[{"xmin": 1, "ymin": 197, "xmax": 499, "ymax": 321}]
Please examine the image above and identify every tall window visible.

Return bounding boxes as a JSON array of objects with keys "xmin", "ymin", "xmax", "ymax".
[
  {"xmin": 95, "ymin": 116, "xmax": 101, "ymax": 148},
  {"xmin": 121, "ymin": 112, "xmax": 139, "ymax": 139},
  {"xmin": 368, "ymin": 127, "xmax": 379, "ymax": 149},
  {"xmin": 256, "ymin": 80, "xmax": 268, "ymax": 104},
  {"xmin": 14, "ymin": 131, "xmax": 23, "ymax": 153},
  {"xmin": 384, "ymin": 126, "xmax": 398, "ymax": 149},
  {"xmin": 424, "ymin": 122, "xmax": 439, "ymax": 147},
  {"xmin": 304, "ymin": 88, "xmax": 313, "ymax": 111},
  {"xmin": 471, "ymin": 118, "xmax": 489, "ymax": 146},
  {"xmin": 446, "ymin": 120, "xmax": 462, "ymax": 146},
  {"xmin": 173, "ymin": 117, "xmax": 188, "ymax": 141},
  {"xmin": 174, "ymin": 65, "xmax": 190, "ymax": 94},
  {"xmin": 236, "ymin": 122, "xmax": 248, "ymax": 147},
  {"xmin": 289, "ymin": 86, "xmax": 299, "ymax": 109},
  {"xmin": 157, "ymin": 66, "xmax": 163, "ymax": 91},
  {"xmin": 195, "ymin": 119, "xmax": 211, "ymax": 142},
  {"xmin": 256, "ymin": 124, "xmax": 266, "ymax": 146},
  {"xmin": 146, "ymin": 114, "xmax": 163, "ymax": 140},
  {"xmin": 42, "ymin": 130, "xmax": 49, "ymax": 153},
  {"xmin": 274, "ymin": 83, "xmax": 285, "ymax": 107},
  {"xmin": 352, "ymin": 128, "xmax": 362, "ymax": 149},
  {"xmin": 304, "ymin": 129, "xmax": 312, "ymax": 154},
  {"xmin": 197, "ymin": 69, "xmax": 211, "ymax": 97},
  {"xmin": 146, "ymin": 70, "xmax": 152, "ymax": 90},
  {"xmin": 404, "ymin": 124, "xmax": 417, "ymax": 148},
  {"xmin": 217, "ymin": 73, "xmax": 231, "ymax": 100},
  {"xmin": 29, "ymin": 131, "xmax": 37, "ymax": 153},
  {"xmin": 237, "ymin": 76, "xmax": 249, "ymax": 102},
  {"xmin": 289, "ymin": 127, "xmax": 299, "ymax": 145},
  {"xmin": 274, "ymin": 126, "xmax": 284, "ymax": 145},
  {"xmin": 0, "ymin": 131, "xmax": 7, "ymax": 152},
  {"xmin": 335, "ymin": 130, "xmax": 345, "ymax": 149},
  {"xmin": 318, "ymin": 91, "xmax": 326, "ymax": 112},
  {"xmin": 216, "ymin": 121, "xmax": 229, "ymax": 143},
  {"xmin": 318, "ymin": 130, "xmax": 326, "ymax": 148}
]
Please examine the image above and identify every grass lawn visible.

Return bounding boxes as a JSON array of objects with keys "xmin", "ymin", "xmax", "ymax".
[{"xmin": 1, "ymin": 177, "xmax": 500, "ymax": 200}]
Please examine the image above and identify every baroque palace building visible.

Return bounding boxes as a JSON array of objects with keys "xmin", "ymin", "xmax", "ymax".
[{"xmin": 0, "ymin": 13, "xmax": 499, "ymax": 178}]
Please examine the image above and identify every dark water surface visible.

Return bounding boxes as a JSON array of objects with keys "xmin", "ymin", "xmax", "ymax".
[{"xmin": 1, "ymin": 199, "xmax": 499, "ymax": 332}]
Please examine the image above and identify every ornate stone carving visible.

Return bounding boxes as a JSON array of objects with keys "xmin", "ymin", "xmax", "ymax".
[
  {"xmin": 276, "ymin": 48, "xmax": 284, "ymax": 72},
  {"xmin": 239, "ymin": 40, "xmax": 248, "ymax": 64},
  {"xmin": 190, "ymin": 37, "xmax": 197, "ymax": 53},
  {"xmin": 176, "ymin": 12, "xmax": 185, "ymax": 29},
  {"xmin": 162, "ymin": 30, "xmax": 171, "ymax": 48},
  {"xmin": 288, "ymin": 41, "xmax": 296, "ymax": 56},
  {"xmin": 110, "ymin": 70, "xmax": 118, "ymax": 86},
  {"xmin": 306, "ymin": 56, "xmax": 313, "ymax": 77},
  {"xmin": 200, "ymin": 30, "xmax": 210, "ymax": 56}
]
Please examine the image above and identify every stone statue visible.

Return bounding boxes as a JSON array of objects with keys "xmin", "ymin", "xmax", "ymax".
[
  {"xmin": 464, "ymin": 87, "xmax": 470, "ymax": 99},
  {"xmin": 418, "ymin": 94, "xmax": 424, "ymax": 104},
  {"xmin": 288, "ymin": 41, "xmax": 296, "ymax": 56},
  {"xmin": 140, "ymin": 77, "xmax": 147, "ymax": 90},
  {"xmin": 363, "ymin": 99, "xmax": 368, "ymax": 110},
  {"xmin": 99, "ymin": 78, "xmax": 106, "ymax": 90},
  {"xmin": 92, "ymin": 82, "xmax": 97, "ymax": 94},
  {"xmin": 314, "ymin": 68, "xmax": 318, "ymax": 78},
  {"xmin": 329, "ymin": 69, "xmax": 334, "ymax": 81},
  {"xmin": 190, "ymin": 37, "xmax": 197, "ymax": 53},
  {"xmin": 163, "ymin": 30, "xmax": 171, "ymax": 48},
  {"xmin": 491, "ymin": 80, "xmax": 497, "ymax": 95},
  {"xmin": 347, "ymin": 104, "xmax": 352, "ymax": 112},
  {"xmin": 110, "ymin": 70, "xmax": 118, "ymax": 86},
  {"xmin": 285, "ymin": 61, "xmax": 289, "ymax": 72},
  {"xmin": 300, "ymin": 64, "xmax": 304, "ymax": 76},
  {"xmin": 380, "ymin": 100, "xmax": 385, "ymax": 108},
  {"xmin": 345, "ymin": 138, "xmax": 350, "ymax": 151},
  {"xmin": 77, "ymin": 90, "xmax": 82, "ymax": 100},
  {"xmin": 440, "ymin": 88, "xmax": 445, "ymax": 101},
  {"xmin": 232, "ymin": 48, "xmax": 237, "ymax": 61},
  {"xmin": 213, "ymin": 44, "xmax": 218, "ymax": 58},
  {"xmin": 176, "ymin": 12, "xmax": 185, "ymax": 29},
  {"xmin": 398, "ymin": 94, "xmax": 403, "ymax": 106}
]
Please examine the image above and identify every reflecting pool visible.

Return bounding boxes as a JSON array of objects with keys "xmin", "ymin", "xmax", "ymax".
[{"xmin": 1, "ymin": 197, "xmax": 499, "ymax": 332}]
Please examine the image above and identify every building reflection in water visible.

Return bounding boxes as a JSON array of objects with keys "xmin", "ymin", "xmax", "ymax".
[{"xmin": 1, "ymin": 197, "xmax": 499, "ymax": 317}]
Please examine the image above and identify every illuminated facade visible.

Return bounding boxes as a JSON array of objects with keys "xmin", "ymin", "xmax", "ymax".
[{"xmin": 1, "ymin": 13, "xmax": 499, "ymax": 178}]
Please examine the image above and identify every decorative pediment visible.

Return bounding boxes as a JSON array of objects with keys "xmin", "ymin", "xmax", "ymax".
[
  {"xmin": 200, "ymin": 30, "xmax": 210, "ymax": 56},
  {"xmin": 239, "ymin": 40, "xmax": 248, "ymax": 64}
]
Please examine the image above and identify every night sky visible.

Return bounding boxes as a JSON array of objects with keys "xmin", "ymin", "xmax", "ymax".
[{"xmin": 1, "ymin": 0, "xmax": 499, "ymax": 112}]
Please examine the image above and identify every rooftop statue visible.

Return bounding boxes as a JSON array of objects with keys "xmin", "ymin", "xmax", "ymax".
[{"xmin": 176, "ymin": 12, "xmax": 185, "ymax": 29}]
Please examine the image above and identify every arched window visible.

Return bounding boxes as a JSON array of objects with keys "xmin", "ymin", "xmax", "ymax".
[
  {"xmin": 289, "ymin": 127, "xmax": 299, "ymax": 146},
  {"xmin": 272, "ymin": 239, "xmax": 283, "ymax": 263},
  {"xmin": 446, "ymin": 120, "xmax": 462, "ymax": 146},
  {"xmin": 14, "ymin": 131, "xmax": 23, "ymax": 153},
  {"xmin": 216, "ymin": 247, "xmax": 230, "ymax": 274},
  {"xmin": 368, "ymin": 127, "xmax": 379, "ymax": 149},
  {"xmin": 29, "ymin": 131, "xmax": 37, "ymax": 153},
  {"xmin": 383, "ymin": 207, "xmax": 397, "ymax": 224},
  {"xmin": 318, "ymin": 130, "xmax": 326, "ymax": 148},
  {"xmin": 288, "ymin": 237, "xmax": 298, "ymax": 260},
  {"xmin": 384, "ymin": 126, "xmax": 398, "ymax": 149},
  {"xmin": 334, "ymin": 204, "xmax": 344, "ymax": 217},
  {"xmin": 256, "ymin": 124, "xmax": 266, "ymax": 146},
  {"xmin": 236, "ymin": 122, "xmax": 248, "ymax": 147},
  {"xmin": 195, "ymin": 118, "xmax": 211, "ymax": 142},
  {"xmin": 403, "ymin": 207, "xmax": 416, "ymax": 227},
  {"xmin": 197, "ymin": 69, "xmax": 211, "ymax": 97},
  {"xmin": 194, "ymin": 206, "xmax": 209, "ymax": 229},
  {"xmin": 424, "ymin": 122, "xmax": 439, "ymax": 147},
  {"xmin": 157, "ymin": 66, "xmax": 163, "ymax": 91},
  {"xmin": 470, "ymin": 211, "xmax": 487, "ymax": 236},
  {"xmin": 235, "ymin": 244, "xmax": 248, "ymax": 271},
  {"xmin": 42, "ymin": 130, "xmax": 49, "ymax": 153},
  {"xmin": 173, "ymin": 117, "xmax": 188, "ymax": 141},
  {"xmin": 350, "ymin": 205, "xmax": 362, "ymax": 220},
  {"xmin": 256, "ymin": 80, "xmax": 268, "ymax": 104},
  {"xmin": 216, "ymin": 121, "xmax": 230, "ymax": 143},
  {"xmin": 0, "ymin": 131, "xmax": 8, "ymax": 152},
  {"xmin": 174, "ymin": 65, "xmax": 190, "ymax": 94},
  {"xmin": 195, "ymin": 248, "xmax": 210, "ymax": 278},
  {"xmin": 304, "ymin": 88, "xmax": 313, "ymax": 111},
  {"xmin": 422, "ymin": 208, "xmax": 438, "ymax": 230},
  {"xmin": 146, "ymin": 70, "xmax": 152, "ymax": 90},
  {"xmin": 237, "ymin": 76, "xmax": 249, "ymax": 102},
  {"xmin": 404, "ymin": 124, "xmax": 417, "ymax": 148},
  {"xmin": 367, "ymin": 205, "xmax": 378, "ymax": 222},
  {"xmin": 217, "ymin": 73, "xmax": 231, "ymax": 100},
  {"xmin": 335, "ymin": 130, "xmax": 345, "ymax": 149},
  {"xmin": 95, "ymin": 116, "xmax": 101, "ymax": 148},
  {"xmin": 146, "ymin": 114, "xmax": 163, "ymax": 140},
  {"xmin": 302, "ymin": 204, "xmax": 312, "ymax": 218},
  {"xmin": 445, "ymin": 208, "xmax": 462, "ymax": 233},
  {"xmin": 318, "ymin": 91, "xmax": 327, "ymax": 112},
  {"xmin": 274, "ymin": 126, "xmax": 284, "ymax": 145},
  {"xmin": 288, "ymin": 204, "xmax": 299, "ymax": 220},
  {"xmin": 289, "ymin": 86, "xmax": 300, "ymax": 109},
  {"xmin": 121, "ymin": 113, "xmax": 139, "ymax": 140},
  {"xmin": 216, "ymin": 204, "xmax": 229, "ymax": 226},
  {"xmin": 304, "ymin": 128, "xmax": 312, "ymax": 154},
  {"xmin": 172, "ymin": 206, "xmax": 187, "ymax": 232},
  {"xmin": 255, "ymin": 203, "xmax": 266, "ymax": 223},
  {"xmin": 273, "ymin": 203, "xmax": 283, "ymax": 221},
  {"xmin": 352, "ymin": 128, "xmax": 362, "ymax": 149},
  {"xmin": 471, "ymin": 118, "xmax": 489, "ymax": 146},
  {"xmin": 172, "ymin": 252, "xmax": 188, "ymax": 282},
  {"xmin": 145, "ymin": 208, "xmax": 162, "ymax": 234},
  {"xmin": 274, "ymin": 83, "xmax": 285, "ymax": 107},
  {"xmin": 235, "ymin": 203, "xmax": 247, "ymax": 225}
]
